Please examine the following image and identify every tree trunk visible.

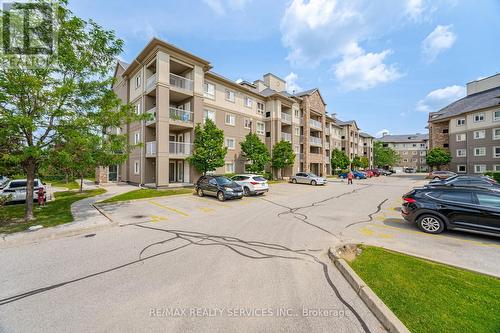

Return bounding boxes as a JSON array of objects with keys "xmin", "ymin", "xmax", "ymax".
[
  {"xmin": 24, "ymin": 159, "xmax": 36, "ymax": 221},
  {"xmin": 80, "ymin": 174, "xmax": 84, "ymax": 193},
  {"xmin": 64, "ymin": 173, "xmax": 69, "ymax": 184}
]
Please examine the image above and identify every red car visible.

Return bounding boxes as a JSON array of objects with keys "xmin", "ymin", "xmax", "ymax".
[
  {"xmin": 364, "ymin": 170, "xmax": 374, "ymax": 178},
  {"xmin": 370, "ymin": 169, "xmax": 381, "ymax": 177}
]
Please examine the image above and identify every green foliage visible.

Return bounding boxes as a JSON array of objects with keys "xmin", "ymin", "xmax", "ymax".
[
  {"xmin": 360, "ymin": 156, "xmax": 370, "ymax": 169},
  {"xmin": 187, "ymin": 118, "xmax": 227, "ymax": 175},
  {"xmin": 484, "ymin": 171, "xmax": 500, "ymax": 182},
  {"xmin": 374, "ymin": 141, "xmax": 399, "ymax": 168},
  {"xmin": 240, "ymin": 132, "xmax": 270, "ymax": 173},
  {"xmin": 263, "ymin": 171, "xmax": 273, "ymax": 181},
  {"xmin": 271, "ymin": 141, "xmax": 295, "ymax": 178},
  {"xmin": 351, "ymin": 156, "xmax": 362, "ymax": 169},
  {"xmin": 426, "ymin": 148, "xmax": 452, "ymax": 170},
  {"xmin": 331, "ymin": 149, "xmax": 350, "ymax": 170}
]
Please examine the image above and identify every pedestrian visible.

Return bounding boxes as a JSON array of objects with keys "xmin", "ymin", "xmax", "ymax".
[
  {"xmin": 37, "ymin": 186, "xmax": 45, "ymax": 207},
  {"xmin": 347, "ymin": 171, "xmax": 353, "ymax": 185}
]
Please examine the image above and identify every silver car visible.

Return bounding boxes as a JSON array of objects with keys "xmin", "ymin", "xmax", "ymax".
[
  {"xmin": 290, "ymin": 172, "xmax": 327, "ymax": 186},
  {"xmin": 0, "ymin": 179, "xmax": 45, "ymax": 202}
]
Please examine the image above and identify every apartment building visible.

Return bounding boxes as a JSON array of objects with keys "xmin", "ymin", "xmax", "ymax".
[
  {"xmin": 332, "ymin": 120, "xmax": 374, "ymax": 168},
  {"xmin": 377, "ymin": 134, "xmax": 429, "ymax": 172},
  {"xmin": 428, "ymin": 73, "xmax": 500, "ymax": 174},
  {"xmin": 97, "ymin": 38, "xmax": 347, "ymax": 186}
]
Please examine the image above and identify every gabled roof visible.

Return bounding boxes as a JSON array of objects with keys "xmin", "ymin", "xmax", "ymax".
[
  {"xmin": 117, "ymin": 60, "xmax": 130, "ymax": 70},
  {"xmin": 377, "ymin": 134, "xmax": 429, "ymax": 143},
  {"xmin": 429, "ymin": 86, "xmax": 500, "ymax": 122},
  {"xmin": 294, "ymin": 88, "xmax": 317, "ymax": 97},
  {"xmin": 335, "ymin": 119, "xmax": 356, "ymax": 126},
  {"xmin": 359, "ymin": 132, "xmax": 374, "ymax": 138}
]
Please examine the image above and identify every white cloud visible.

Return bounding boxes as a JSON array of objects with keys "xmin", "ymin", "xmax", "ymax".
[
  {"xmin": 376, "ymin": 129, "xmax": 390, "ymax": 137},
  {"xmin": 333, "ymin": 44, "xmax": 402, "ymax": 91},
  {"xmin": 203, "ymin": 0, "xmax": 252, "ymax": 16},
  {"xmin": 284, "ymin": 72, "xmax": 303, "ymax": 94},
  {"xmin": 416, "ymin": 85, "xmax": 465, "ymax": 112},
  {"xmin": 406, "ymin": 0, "xmax": 425, "ymax": 20},
  {"xmin": 421, "ymin": 25, "xmax": 457, "ymax": 63}
]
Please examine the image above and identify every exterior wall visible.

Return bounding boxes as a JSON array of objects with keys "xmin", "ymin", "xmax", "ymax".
[
  {"xmin": 380, "ymin": 139, "xmax": 428, "ymax": 171},
  {"xmin": 466, "ymin": 73, "xmax": 500, "ymax": 95},
  {"xmin": 429, "ymin": 120, "xmax": 449, "ymax": 150}
]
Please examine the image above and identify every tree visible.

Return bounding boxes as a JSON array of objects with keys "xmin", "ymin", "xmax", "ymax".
[
  {"xmin": 331, "ymin": 149, "xmax": 350, "ymax": 171},
  {"xmin": 240, "ymin": 132, "xmax": 270, "ymax": 173},
  {"xmin": 0, "ymin": 1, "xmax": 125, "ymax": 220},
  {"xmin": 351, "ymin": 156, "xmax": 362, "ymax": 169},
  {"xmin": 360, "ymin": 156, "xmax": 370, "ymax": 169},
  {"xmin": 188, "ymin": 118, "xmax": 227, "ymax": 175},
  {"xmin": 373, "ymin": 141, "xmax": 399, "ymax": 168},
  {"xmin": 271, "ymin": 140, "xmax": 295, "ymax": 179},
  {"xmin": 426, "ymin": 148, "xmax": 452, "ymax": 170}
]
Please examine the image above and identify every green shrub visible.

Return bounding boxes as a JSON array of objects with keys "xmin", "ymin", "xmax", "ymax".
[
  {"xmin": 484, "ymin": 171, "xmax": 500, "ymax": 182},
  {"xmin": 263, "ymin": 171, "xmax": 273, "ymax": 180}
]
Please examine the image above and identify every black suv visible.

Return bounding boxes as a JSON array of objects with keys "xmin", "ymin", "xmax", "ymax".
[
  {"xmin": 195, "ymin": 175, "xmax": 243, "ymax": 201},
  {"xmin": 402, "ymin": 187, "xmax": 500, "ymax": 236},
  {"xmin": 426, "ymin": 175, "xmax": 499, "ymax": 191}
]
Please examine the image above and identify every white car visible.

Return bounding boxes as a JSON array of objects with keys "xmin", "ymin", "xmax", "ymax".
[
  {"xmin": 290, "ymin": 172, "xmax": 327, "ymax": 185},
  {"xmin": 0, "ymin": 179, "xmax": 45, "ymax": 202},
  {"xmin": 231, "ymin": 174, "xmax": 269, "ymax": 196}
]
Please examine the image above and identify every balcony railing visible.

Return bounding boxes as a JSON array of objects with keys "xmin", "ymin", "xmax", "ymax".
[
  {"xmin": 169, "ymin": 107, "xmax": 193, "ymax": 123},
  {"xmin": 281, "ymin": 132, "xmax": 292, "ymax": 142},
  {"xmin": 146, "ymin": 107, "xmax": 156, "ymax": 126},
  {"xmin": 146, "ymin": 141, "xmax": 156, "ymax": 157},
  {"xmin": 281, "ymin": 112, "xmax": 292, "ymax": 124},
  {"xmin": 146, "ymin": 73, "xmax": 157, "ymax": 91},
  {"xmin": 309, "ymin": 136, "xmax": 322, "ymax": 145},
  {"xmin": 169, "ymin": 142, "xmax": 193, "ymax": 156},
  {"xmin": 309, "ymin": 119, "xmax": 322, "ymax": 129},
  {"xmin": 170, "ymin": 73, "xmax": 193, "ymax": 91}
]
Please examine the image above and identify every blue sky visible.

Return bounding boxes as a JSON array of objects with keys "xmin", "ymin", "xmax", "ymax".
[{"xmin": 71, "ymin": 0, "xmax": 500, "ymax": 137}]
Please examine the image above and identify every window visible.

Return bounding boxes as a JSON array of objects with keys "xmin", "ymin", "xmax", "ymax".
[
  {"xmin": 225, "ymin": 162, "xmax": 235, "ymax": 174},
  {"xmin": 134, "ymin": 161, "xmax": 140, "ymax": 175},
  {"xmin": 403, "ymin": 151, "xmax": 408, "ymax": 155},
  {"xmin": 225, "ymin": 89, "xmax": 235, "ymax": 102},
  {"xmin": 420, "ymin": 143, "xmax": 426, "ymax": 148},
  {"xmin": 456, "ymin": 133, "xmax": 466, "ymax": 142},
  {"xmin": 474, "ymin": 147, "xmax": 486, "ymax": 156},
  {"xmin": 456, "ymin": 149, "xmax": 466, "ymax": 157},
  {"xmin": 412, "ymin": 158, "xmax": 417, "ymax": 162},
  {"xmin": 403, "ymin": 159, "xmax": 408, "ymax": 162},
  {"xmin": 439, "ymin": 191, "xmax": 474, "ymax": 204},
  {"xmin": 135, "ymin": 103, "xmax": 141, "ymax": 115},
  {"xmin": 225, "ymin": 113, "xmax": 235, "ymax": 126},
  {"xmin": 412, "ymin": 144, "xmax": 417, "ymax": 148},
  {"xmin": 244, "ymin": 118, "xmax": 251, "ymax": 129},
  {"xmin": 473, "ymin": 113, "xmax": 485, "ymax": 122},
  {"xmin": 294, "ymin": 108, "xmax": 299, "ymax": 118},
  {"xmin": 442, "ymin": 128, "xmax": 449, "ymax": 134},
  {"xmin": 225, "ymin": 138, "xmax": 235, "ymax": 149},
  {"xmin": 412, "ymin": 151, "xmax": 417, "ymax": 155},
  {"xmin": 474, "ymin": 164, "xmax": 486, "ymax": 173},
  {"xmin": 493, "ymin": 128, "xmax": 500, "ymax": 140},
  {"xmin": 494, "ymin": 110, "xmax": 500, "ymax": 122},
  {"xmin": 457, "ymin": 165, "xmax": 466, "ymax": 173},
  {"xmin": 256, "ymin": 122, "xmax": 265, "ymax": 135},
  {"xmin": 494, "ymin": 165, "xmax": 500, "ymax": 172},
  {"xmin": 135, "ymin": 74, "xmax": 141, "ymax": 88},
  {"xmin": 244, "ymin": 97, "xmax": 253, "ymax": 108},
  {"xmin": 294, "ymin": 127, "xmax": 300, "ymax": 136},
  {"xmin": 420, "ymin": 158, "xmax": 426, "ymax": 163},
  {"xmin": 474, "ymin": 130, "xmax": 485, "ymax": 139},
  {"xmin": 203, "ymin": 109, "xmax": 216, "ymax": 123},
  {"xmin": 257, "ymin": 102, "xmax": 265, "ymax": 114},
  {"xmin": 420, "ymin": 151, "xmax": 426, "ymax": 156},
  {"xmin": 443, "ymin": 143, "xmax": 449, "ymax": 148},
  {"xmin": 494, "ymin": 146, "xmax": 500, "ymax": 158},
  {"xmin": 476, "ymin": 193, "xmax": 500, "ymax": 208},
  {"xmin": 203, "ymin": 82, "xmax": 215, "ymax": 99},
  {"xmin": 134, "ymin": 132, "xmax": 140, "ymax": 144},
  {"xmin": 294, "ymin": 144, "xmax": 300, "ymax": 153},
  {"xmin": 266, "ymin": 132, "xmax": 271, "ymax": 138},
  {"xmin": 456, "ymin": 118, "xmax": 465, "ymax": 126}
]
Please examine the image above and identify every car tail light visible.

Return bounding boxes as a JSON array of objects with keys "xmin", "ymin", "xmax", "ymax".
[
  {"xmin": 250, "ymin": 182, "xmax": 259, "ymax": 185},
  {"xmin": 403, "ymin": 197, "xmax": 416, "ymax": 203}
]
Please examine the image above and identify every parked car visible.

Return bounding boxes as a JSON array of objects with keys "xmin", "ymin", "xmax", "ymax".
[
  {"xmin": 364, "ymin": 170, "xmax": 374, "ymax": 178},
  {"xmin": 402, "ymin": 186, "xmax": 500, "ymax": 236},
  {"xmin": 426, "ymin": 175, "xmax": 500, "ymax": 192},
  {"xmin": 231, "ymin": 174, "xmax": 269, "ymax": 196},
  {"xmin": 0, "ymin": 179, "xmax": 45, "ymax": 202},
  {"xmin": 195, "ymin": 175, "xmax": 243, "ymax": 201},
  {"xmin": 426, "ymin": 170, "xmax": 456, "ymax": 180},
  {"xmin": 0, "ymin": 176, "xmax": 9, "ymax": 189},
  {"xmin": 339, "ymin": 170, "xmax": 367, "ymax": 179},
  {"xmin": 404, "ymin": 167, "xmax": 416, "ymax": 173},
  {"xmin": 370, "ymin": 169, "xmax": 381, "ymax": 177},
  {"xmin": 290, "ymin": 172, "xmax": 327, "ymax": 185},
  {"xmin": 379, "ymin": 169, "xmax": 392, "ymax": 176}
]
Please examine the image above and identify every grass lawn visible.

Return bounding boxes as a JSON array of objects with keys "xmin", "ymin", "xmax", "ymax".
[
  {"xmin": 100, "ymin": 188, "xmax": 193, "ymax": 204},
  {"xmin": 0, "ymin": 188, "xmax": 106, "ymax": 234},
  {"xmin": 49, "ymin": 180, "xmax": 80, "ymax": 190},
  {"xmin": 349, "ymin": 246, "xmax": 500, "ymax": 333}
]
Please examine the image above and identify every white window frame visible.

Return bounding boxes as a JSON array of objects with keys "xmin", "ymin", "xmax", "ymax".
[
  {"xmin": 493, "ymin": 146, "xmax": 500, "ymax": 158},
  {"xmin": 456, "ymin": 118, "xmax": 465, "ymax": 126},
  {"xmin": 474, "ymin": 130, "xmax": 485, "ymax": 139},
  {"xmin": 257, "ymin": 102, "xmax": 265, "ymax": 115},
  {"xmin": 294, "ymin": 127, "xmax": 300, "ymax": 136},
  {"xmin": 456, "ymin": 133, "xmax": 466, "ymax": 142},
  {"xmin": 203, "ymin": 81, "xmax": 215, "ymax": 99},
  {"xmin": 244, "ymin": 118, "xmax": 251, "ymax": 129},
  {"xmin": 134, "ymin": 132, "xmax": 140, "ymax": 145},
  {"xmin": 135, "ymin": 103, "xmax": 141, "ymax": 115},
  {"xmin": 493, "ymin": 128, "xmax": 500, "ymax": 140},
  {"xmin": 474, "ymin": 147, "xmax": 486, "ymax": 156},
  {"xmin": 225, "ymin": 138, "xmax": 235, "ymax": 150},
  {"xmin": 474, "ymin": 164, "xmax": 486, "ymax": 173},
  {"xmin": 473, "ymin": 113, "xmax": 485, "ymax": 123},
  {"xmin": 494, "ymin": 110, "xmax": 500, "ymax": 122},
  {"xmin": 294, "ymin": 109, "xmax": 299, "ymax": 118},
  {"xmin": 457, "ymin": 165, "xmax": 466, "ymax": 173},
  {"xmin": 244, "ymin": 96, "xmax": 253, "ymax": 108},
  {"xmin": 225, "ymin": 162, "xmax": 235, "ymax": 174},
  {"xmin": 135, "ymin": 74, "xmax": 141, "ymax": 89},
  {"xmin": 456, "ymin": 149, "xmax": 466, "ymax": 157},
  {"xmin": 225, "ymin": 113, "xmax": 235, "ymax": 126},
  {"xmin": 134, "ymin": 161, "xmax": 140, "ymax": 175},
  {"xmin": 256, "ymin": 122, "xmax": 265, "ymax": 135},
  {"xmin": 225, "ymin": 89, "xmax": 235, "ymax": 102},
  {"xmin": 203, "ymin": 109, "xmax": 216, "ymax": 123}
]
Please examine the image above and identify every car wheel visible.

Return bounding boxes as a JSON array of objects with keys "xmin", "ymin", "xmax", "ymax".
[
  {"xmin": 243, "ymin": 187, "xmax": 251, "ymax": 196},
  {"xmin": 311, "ymin": 180, "xmax": 317, "ymax": 186},
  {"xmin": 433, "ymin": 176, "xmax": 440, "ymax": 180},
  {"xmin": 292, "ymin": 179, "xmax": 297, "ymax": 184},
  {"xmin": 217, "ymin": 191, "xmax": 225, "ymax": 202},
  {"xmin": 417, "ymin": 214, "xmax": 445, "ymax": 234},
  {"xmin": 197, "ymin": 188, "xmax": 204, "ymax": 197}
]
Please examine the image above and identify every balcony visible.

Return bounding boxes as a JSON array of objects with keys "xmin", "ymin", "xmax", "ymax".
[
  {"xmin": 281, "ymin": 132, "xmax": 292, "ymax": 142},
  {"xmin": 309, "ymin": 119, "xmax": 322, "ymax": 130},
  {"xmin": 169, "ymin": 142, "xmax": 193, "ymax": 157},
  {"xmin": 146, "ymin": 107, "xmax": 156, "ymax": 126},
  {"xmin": 170, "ymin": 107, "xmax": 193, "ymax": 124},
  {"xmin": 146, "ymin": 73, "xmax": 157, "ymax": 92},
  {"xmin": 281, "ymin": 112, "xmax": 292, "ymax": 124},
  {"xmin": 309, "ymin": 136, "xmax": 322, "ymax": 146},
  {"xmin": 325, "ymin": 127, "xmax": 331, "ymax": 135},
  {"xmin": 170, "ymin": 73, "xmax": 193, "ymax": 92},
  {"xmin": 325, "ymin": 142, "xmax": 330, "ymax": 150},
  {"xmin": 146, "ymin": 141, "xmax": 156, "ymax": 157}
]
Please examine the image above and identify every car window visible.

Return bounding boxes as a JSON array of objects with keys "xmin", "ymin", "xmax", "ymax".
[
  {"xmin": 308, "ymin": 173, "xmax": 318, "ymax": 177},
  {"xmin": 469, "ymin": 179, "xmax": 491, "ymax": 186},
  {"xmin": 208, "ymin": 178, "xmax": 217, "ymax": 185},
  {"xmin": 232, "ymin": 176, "xmax": 241, "ymax": 181},
  {"xmin": 253, "ymin": 177, "xmax": 266, "ymax": 182},
  {"xmin": 450, "ymin": 180, "xmax": 469, "ymax": 186},
  {"xmin": 9, "ymin": 181, "xmax": 27, "ymax": 188},
  {"xmin": 296, "ymin": 173, "xmax": 304, "ymax": 177},
  {"xmin": 476, "ymin": 193, "xmax": 500, "ymax": 209},
  {"xmin": 439, "ymin": 191, "xmax": 474, "ymax": 204},
  {"xmin": 215, "ymin": 176, "xmax": 232, "ymax": 185}
]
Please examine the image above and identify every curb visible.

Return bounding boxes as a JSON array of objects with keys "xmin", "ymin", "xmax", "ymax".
[{"xmin": 328, "ymin": 247, "xmax": 410, "ymax": 333}]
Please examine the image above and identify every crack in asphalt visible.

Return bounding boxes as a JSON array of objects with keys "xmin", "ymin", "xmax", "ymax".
[{"xmin": 339, "ymin": 199, "xmax": 389, "ymax": 240}]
